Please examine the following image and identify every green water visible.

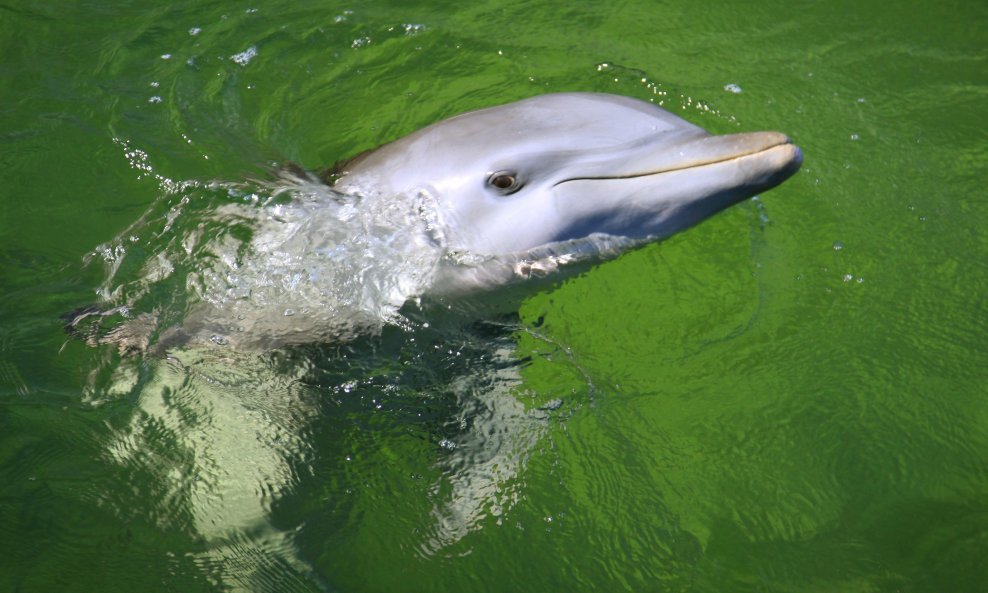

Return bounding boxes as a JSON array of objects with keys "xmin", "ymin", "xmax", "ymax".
[{"xmin": 2, "ymin": 0, "xmax": 987, "ymax": 591}]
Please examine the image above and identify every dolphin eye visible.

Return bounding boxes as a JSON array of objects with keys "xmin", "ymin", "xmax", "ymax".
[{"xmin": 487, "ymin": 171, "xmax": 521, "ymax": 194}]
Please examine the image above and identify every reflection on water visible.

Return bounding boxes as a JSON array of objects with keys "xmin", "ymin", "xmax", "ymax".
[
  {"xmin": 421, "ymin": 342, "xmax": 550, "ymax": 555},
  {"xmin": 85, "ymin": 348, "xmax": 319, "ymax": 588},
  {"xmin": 84, "ymin": 323, "xmax": 562, "ymax": 589}
]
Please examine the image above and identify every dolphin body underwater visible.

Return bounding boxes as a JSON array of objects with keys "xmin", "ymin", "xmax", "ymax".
[{"xmin": 81, "ymin": 92, "xmax": 801, "ymax": 352}]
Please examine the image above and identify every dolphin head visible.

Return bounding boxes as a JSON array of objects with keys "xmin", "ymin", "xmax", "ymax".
[{"xmin": 333, "ymin": 92, "xmax": 802, "ymax": 295}]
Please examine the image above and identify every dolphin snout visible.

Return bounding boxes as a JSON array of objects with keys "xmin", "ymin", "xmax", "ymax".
[
  {"xmin": 738, "ymin": 132, "xmax": 802, "ymax": 174},
  {"xmin": 555, "ymin": 130, "xmax": 801, "ymax": 184},
  {"xmin": 667, "ymin": 131, "xmax": 797, "ymax": 171}
]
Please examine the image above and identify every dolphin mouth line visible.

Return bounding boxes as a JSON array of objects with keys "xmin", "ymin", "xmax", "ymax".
[{"xmin": 553, "ymin": 138, "xmax": 796, "ymax": 186}]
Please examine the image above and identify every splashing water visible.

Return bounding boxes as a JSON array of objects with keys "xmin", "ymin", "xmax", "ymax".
[{"xmin": 86, "ymin": 165, "xmax": 452, "ymax": 350}]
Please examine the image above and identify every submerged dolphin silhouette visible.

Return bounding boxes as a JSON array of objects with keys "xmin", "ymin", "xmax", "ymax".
[{"xmin": 332, "ymin": 92, "xmax": 802, "ymax": 297}]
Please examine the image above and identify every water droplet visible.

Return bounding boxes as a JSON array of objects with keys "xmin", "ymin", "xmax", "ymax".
[{"xmin": 230, "ymin": 45, "xmax": 258, "ymax": 66}]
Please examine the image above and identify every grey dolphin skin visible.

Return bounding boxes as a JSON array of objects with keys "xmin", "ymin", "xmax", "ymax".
[{"xmin": 333, "ymin": 92, "xmax": 802, "ymax": 296}]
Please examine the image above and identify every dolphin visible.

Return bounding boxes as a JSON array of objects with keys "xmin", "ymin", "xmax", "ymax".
[
  {"xmin": 331, "ymin": 92, "xmax": 802, "ymax": 298},
  {"xmin": 76, "ymin": 92, "xmax": 801, "ymax": 351}
]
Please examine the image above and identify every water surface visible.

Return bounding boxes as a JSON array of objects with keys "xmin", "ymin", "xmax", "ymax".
[{"xmin": 1, "ymin": 1, "xmax": 986, "ymax": 591}]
